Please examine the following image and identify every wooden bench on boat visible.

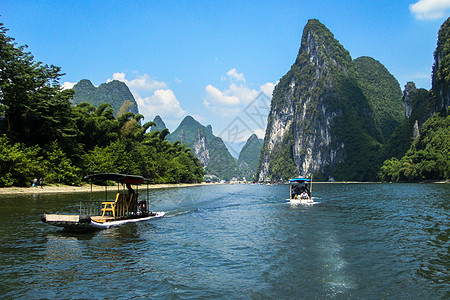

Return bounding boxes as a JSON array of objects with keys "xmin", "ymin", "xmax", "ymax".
[
  {"xmin": 101, "ymin": 193, "xmax": 125, "ymax": 218},
  {"xmin": 126, "ymin": 193, "xmax": 138, "ymax": 215},
  {"xmin": 101, "ymin": 192, "xmax": 140, "ymax": 218}
]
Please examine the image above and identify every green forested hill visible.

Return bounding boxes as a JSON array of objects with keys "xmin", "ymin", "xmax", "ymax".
[
  {"xmin": 72, "ymin": 79, "xmax": 139, "ymax": 117},
  {"xmin": 379, "ymin": 111, "xmax": 449, "ymax": 181}
]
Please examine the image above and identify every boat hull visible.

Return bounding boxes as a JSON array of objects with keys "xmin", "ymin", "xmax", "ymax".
[
  {"xmin": 41, "ymin": 212, "xmax": 165, "ymax": 232},
  {"xmin": 288, "ymin": 199, "xmax": 315, "ymax": 205}
]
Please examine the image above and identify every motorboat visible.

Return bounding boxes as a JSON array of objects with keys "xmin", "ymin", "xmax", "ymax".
[{"xmin": 288, "ymin": 177, "xmax": 314, "ymax": 205}]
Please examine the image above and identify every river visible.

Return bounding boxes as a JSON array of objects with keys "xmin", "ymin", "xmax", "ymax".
[{"xmin": 0, "ymin": 183, "xmax": 448, "ymax": 299}]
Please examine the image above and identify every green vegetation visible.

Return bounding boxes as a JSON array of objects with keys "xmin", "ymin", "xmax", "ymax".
[
  {"xmin": 383, "ymin": 87, "xmax": 433, "ymax": 160},
  {"xmin": 0, "ymin": 23, "xmax": 203, "ymax": 187},
  {"xmin": 379, "ymin": 110, "xmax": 449, "ymax": 181},
  {"xmin": 352, "ymin": 56, "xmax": 404, "ymax": 141}
]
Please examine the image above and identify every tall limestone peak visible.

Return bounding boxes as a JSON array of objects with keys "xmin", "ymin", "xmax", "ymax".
[
  {"xmin": 258, "ymin": 19, "xmax": 400, "ymax": 181},
  {"xmin": 167, "ymin": 115, "xmax": 213, "ymax": 148},
  {"xmin": 295, "ymin": 19, "xmax": 352, "ymax": 73}
]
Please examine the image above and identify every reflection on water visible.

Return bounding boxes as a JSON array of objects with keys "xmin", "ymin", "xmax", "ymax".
[{"xmin": 0, "ymin": 183, "xmax": 448, "ymax": 298}]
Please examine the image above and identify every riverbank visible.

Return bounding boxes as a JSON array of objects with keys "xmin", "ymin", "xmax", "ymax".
[{"xmin": 0, "ymin": 183, "xmax": 208, "ymax": 195}]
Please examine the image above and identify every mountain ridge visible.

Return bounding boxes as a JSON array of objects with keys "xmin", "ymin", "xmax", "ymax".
[{"xmin": 72, "ymin": 79, "xmax": 139, "ymax": 117}]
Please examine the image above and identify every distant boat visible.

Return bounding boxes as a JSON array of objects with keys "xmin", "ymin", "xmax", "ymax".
[
  {"xmin": 41, "ymin": 173, "xmax": 164, "ymax": 232},
  {"xmin": 288, "ymin": 177, "xmax": 314, "ymax": 205}
]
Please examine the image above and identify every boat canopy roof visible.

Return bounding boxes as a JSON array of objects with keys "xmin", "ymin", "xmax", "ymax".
[
  {"xmin": 84, "ymin": 173, "xmax": 151, "ymax": 185},
  {"xmin": 289, "ymin": 178, "xmax": 311, "ymax": 183}
]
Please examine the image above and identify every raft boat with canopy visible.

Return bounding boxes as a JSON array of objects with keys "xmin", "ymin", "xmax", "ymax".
[
  {"xmin": 41, "ymin": 173, "xmax": 165, "ymax": 232},
  {"xmin": 288, "ymin": 177, "xmax": 314, "ymax": 204}
]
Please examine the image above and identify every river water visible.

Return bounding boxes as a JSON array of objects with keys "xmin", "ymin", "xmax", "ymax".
[{"xmin": 0, "ymin": 183, "xmax": 448, "ymax": 299}]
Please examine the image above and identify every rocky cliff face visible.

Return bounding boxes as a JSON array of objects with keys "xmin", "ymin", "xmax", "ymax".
[
  {"xmin": 193, "ymin": 128, "xmax": 210, "ymax": 166},
  {"xmin": 403, "ymin": 82, "xmax": 417, "ymax": 118},
  {"xmin": 432, "ymin": 17, "xmax": 450, "ymax": 113},
  {"xmin": 259, "ymin": 20, "xmax": 347, "ymax": 180},
  {"xmin": 258, "ymin": 19, "xmax": 402, "ymax": 181}
]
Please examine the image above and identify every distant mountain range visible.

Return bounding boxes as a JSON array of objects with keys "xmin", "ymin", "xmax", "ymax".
[{"xmin": 154, "ymin": 115, "xmax": 263, "ymax": 181}]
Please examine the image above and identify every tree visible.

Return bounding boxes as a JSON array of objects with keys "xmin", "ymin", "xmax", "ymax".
[
  {"xmin": 0, "ymin": 135, "xmax": 43, "ymax": 187},
  {"xmin": 0, "ymin": 23, "xmax": 66, "ymax": 145}
]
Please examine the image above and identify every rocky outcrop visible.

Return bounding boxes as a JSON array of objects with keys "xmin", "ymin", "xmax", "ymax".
[
  {"xmin": 193, "ymin": 128, "xmax": 210, "ymax": 166},
  {"xmin": 403, "ymin": 82, "xmax": 417, "ymax": 118}
]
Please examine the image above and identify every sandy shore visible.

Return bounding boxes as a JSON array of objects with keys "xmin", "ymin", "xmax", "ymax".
[{"xmin": 0, "ymin": 183, "xmax": 208, "ymax": 195}]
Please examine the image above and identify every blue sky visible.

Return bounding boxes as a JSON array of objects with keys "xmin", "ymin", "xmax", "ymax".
[{"xmin": 2, "ymin": 0, "xmax": 449, "ymax": 154}]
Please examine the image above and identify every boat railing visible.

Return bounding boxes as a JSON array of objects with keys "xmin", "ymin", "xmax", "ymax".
[
  {"xmin": 78, "ymin": 197, "xmax": 149, "ymax": 218},
  {"xmin": 79, "ymin": 201, "xmax": 103, "ymax": 216}
]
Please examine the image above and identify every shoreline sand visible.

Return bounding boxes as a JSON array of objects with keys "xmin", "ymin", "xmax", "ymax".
[{"xmin": 0, "ymin": 183, "xmax": 208, "ymax": 195}]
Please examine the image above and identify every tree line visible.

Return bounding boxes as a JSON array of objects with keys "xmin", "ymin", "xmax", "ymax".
[{"xmin": 0, "ymin": 23, "xmax": 204, "ymax": 187}]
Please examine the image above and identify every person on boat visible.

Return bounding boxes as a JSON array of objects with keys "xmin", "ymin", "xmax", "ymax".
[
  {"xmin": 138, "ymin": 200, "xmax": 147, "ymax": 214},
  {"xmin": 300, "ymin": 190, "xmax": 309, "ymax": 200},
  {"xmin": 126, "ymin": 183, "xmax": 135, "ymax": 200}
]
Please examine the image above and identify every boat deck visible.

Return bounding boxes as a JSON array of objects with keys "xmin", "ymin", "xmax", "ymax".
[{"xmin": 90, "ymin": 216, "xmax": 115, "ymax": 223}]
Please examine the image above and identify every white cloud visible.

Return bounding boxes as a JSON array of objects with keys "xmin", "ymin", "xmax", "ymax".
[
  {"xmin": 204, "ymin": 84, "xmax": 240, "ymax": 106},
  {"xmin": 108, "ymin": 72, "xmax": 186, "ymax": 127},
  {"xmin": 203, "ymin": 68, "xmax": 275, "ymax": 143},
  {"xmin": 137, "ymin": 89, "xmax": 186, "ymax": 120},
  {"xmin": 253, "ymin": 128, "xmax": 266, "ymax": 140},
  {"xmin": 61, "ymin": 82, "xmax": 76, "ymax": 90},
  {"xmin": 410, "ymin": 0, "xmax": 450, "ymax": 20},
  {"xmin": 226, "ymin": 68, "xmax": 246, "ymax": 82},
  {"xmin": 260, "ymin": 81, "xmax": 277, "ymax": 98},
  {"xmin": 108, "ymin": 72, "xmax": 167, "ymax": 92},
  {"xmin": 204, "ymin": 68, "xmax": 274, "ymax": 117}
]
